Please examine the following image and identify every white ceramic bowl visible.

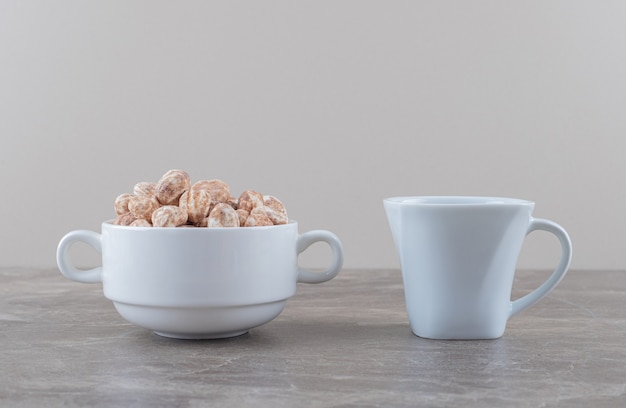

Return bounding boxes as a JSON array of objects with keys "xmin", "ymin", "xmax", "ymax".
[{"xmin": 57, "ymin": 221, "xmax": 343, "ymax": 339}]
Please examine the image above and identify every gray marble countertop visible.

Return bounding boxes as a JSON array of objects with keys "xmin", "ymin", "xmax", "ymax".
[{"xmin": 1, "ymin": 268, "xmax": 625, "ymax": 407}]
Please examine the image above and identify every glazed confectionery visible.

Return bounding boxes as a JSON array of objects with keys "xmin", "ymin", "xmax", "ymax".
[{"xmin": 113, "ymin": 169, "xmax": 288, "ymax": 228}]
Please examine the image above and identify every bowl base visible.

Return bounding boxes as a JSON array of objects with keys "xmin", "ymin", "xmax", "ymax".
[
  {"xmin": 154, "ymin": 330, "xmax": 249, "ymax": 340},
  {"xmin": 111, "ymin": 300, "xmax": 287, "ymax": 339}
]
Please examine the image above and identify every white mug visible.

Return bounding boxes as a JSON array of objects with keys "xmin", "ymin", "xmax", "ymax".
[
  {"xmin": 384, "ymin": 196, "xmax": 572, "ymax": 340},
  {"xmin": 57, "ymin": 221, "xmax": 343, "ymax": 339}
]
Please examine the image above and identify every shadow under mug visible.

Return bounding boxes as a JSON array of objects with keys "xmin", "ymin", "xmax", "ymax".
[
  {"xmin": 384, "ymin": 196, "xmax": 572, "ymax": 340},
  {"xmin": 57, "ymin": 220, "xmax": 343, "ymax": 339}
]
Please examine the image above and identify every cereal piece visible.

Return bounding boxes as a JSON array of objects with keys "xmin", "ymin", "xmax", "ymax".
[
  {"xmin": 206, "ymin": 179, "xmax": 230, "ymax": 203},
  {"xmin": 238, "ymin": 190, "xmax": 264, "ymax": 213},
  {"xmin": 130, "ymin": 219, "xmax": 152, "ymax": 227},
  {"xmin": 113, "ymin": 212, "xmax": 136, "ymax": 226},
  {"xmin": 114, "ymin": 193, "xmax": 134, "ymax": 216},
  {"xmin": 152, "ymin": 205, "xmax": 188, "ymax": 227},
  {"xmin": 263, "ymin": 195, "xmax": 288, "ymax": 225},
  {"xmin": 244, "ymin": 207, "xmax": 273, "ymax": 227},
  {"xmin": 133, "ymin": 181, "xmax": 157, "ymax": 197},
  {"xmin": 208, "ymin": 203, "xmax": 239, "ymax": 228},
  {"xmin": 192, "ymin": 179, "xmax": 230, "ymax": 203},
  {"xmin": 189, "ymin": 180, "xmax": 211, "ymax": 191},
  {"xmin": 128, "ymin": 195, "xmax": 160, "ymax": 220},
  {"xmin": 236, "ymin": 209, "xmax": 249, "ymax": 227},
  {"xmin": 155, "ymin": 169, "xmax": 191, "ymax": 205},
  {"xmin": 185, "ymin": 184, "xmax": 213, "ymax": 225}
]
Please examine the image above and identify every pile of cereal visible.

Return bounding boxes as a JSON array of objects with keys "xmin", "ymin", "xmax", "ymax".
[{"xmin": 113, "ymin": 169, "xmax": 288, "ymax": 228}]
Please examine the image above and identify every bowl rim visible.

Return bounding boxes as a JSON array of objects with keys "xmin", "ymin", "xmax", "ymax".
[{"xmin": 103, "ymin": 219, "xmax": 297, "ymax": 231}]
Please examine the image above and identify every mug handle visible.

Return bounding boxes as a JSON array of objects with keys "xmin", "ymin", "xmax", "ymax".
[
  {"xmin": 510, "ymin": 218, "xmax": 572, "ymax": 317},
  {"xmin": 297, "ymin": 230, "xmax": 344, "ymax": 284},
  {"xmin": 56, "ymin": 230, "xmax": 103, "ymax": 283}
]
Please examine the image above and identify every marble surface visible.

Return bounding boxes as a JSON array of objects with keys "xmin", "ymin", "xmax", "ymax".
[{"xmin": 1, "ymin": 267, "xmax": 625, "ymax": 407}]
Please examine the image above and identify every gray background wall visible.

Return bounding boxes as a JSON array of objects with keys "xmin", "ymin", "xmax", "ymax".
[{"xmin": 1, "ymin": 1, "xmax": 624, "ymax": 271}]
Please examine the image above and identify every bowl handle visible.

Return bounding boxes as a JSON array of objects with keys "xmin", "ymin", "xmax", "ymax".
[
  {"xmin": 296, "ymin": 230, "xmax": 344, "ymax": 284},
  {"xmin": 56, "ymin": 230, "xmax": 103, "ymax": 283}
]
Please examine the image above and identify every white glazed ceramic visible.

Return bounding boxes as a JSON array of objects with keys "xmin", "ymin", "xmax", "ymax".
[
  {"xmin": 57, "ymin": 221, "xmax": 343, "ymax": 339},
  {"xmin": 384, "ymin": 196, "xmax": 572, "ymax": 340}
]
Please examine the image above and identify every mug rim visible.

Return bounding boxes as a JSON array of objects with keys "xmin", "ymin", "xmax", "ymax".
[{"xmin": 384, "ymin": 196, "xmax": 534, "ymax": 206}]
